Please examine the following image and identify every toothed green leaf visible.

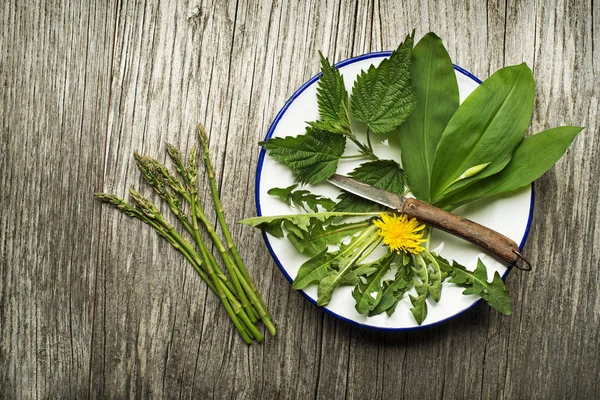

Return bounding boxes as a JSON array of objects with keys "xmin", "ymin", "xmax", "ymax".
[
  {"xmin": 334, "ymin": 160, "xmax": 406, "ymax": 212},
  {"xmin": 316, "ymin": 52, "xmax": 351, "ymax": 133},
  {"xmin": 260, "ymin": 127, "xmax": 346, "ymax": 184},
  {"xmin": 350, "ymin": 32, "xmax": 417, "ymax": 134}
]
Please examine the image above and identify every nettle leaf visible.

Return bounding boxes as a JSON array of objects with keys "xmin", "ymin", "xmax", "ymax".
[
  {"xmin": 430, "ymin": 63, "xmax": 535, "ymax": 202},
  {"xmin": 307, "ymin": 120, "xmax": 350, "ymax": 135},
  {"xmin": 352, "ymin": 253, "xmax": 394, "ymax": 314},
  {"xmin": 316, "ymin": 52, "xmax": 351, "ymax": 132},
  {"xmin": 334, "ymin": 160, "xmax": 406, "ymax": 213},
  {"xmin": 448, "ymin": 259, "xmax": 511, "ymax": 315},
  {"xmin": 436, "ymin": 126, "xmax": 584, "ymax": 210},
  {"xmin": 350, "ymin": 32, "xmax": 417, "ymax": 134},
  {"xmin": 268, "ymin": 184, "xmax": 336, "ymax": 212},
  {"xmin": 260, "ymin": 127, "xmax": 346, "ymax": 184},
  {"xmin": 396, "ymin": 32, "xmax": 460, "ymax": 203}
]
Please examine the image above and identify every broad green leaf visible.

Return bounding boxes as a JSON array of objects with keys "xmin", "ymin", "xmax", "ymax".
[
  {"xmin": 448, "ymin": 259, "xmax": 512, "ymax": 315},
  {"xmin": 449, "ymin": 162, "xmax": 491, "ymax": 186},
  {"xmin": 430, "ymin": 63, "xmax": 535, "ymax": 202},
  {"xmin": 268, "ymin": 184, "xmax": 336, "ymax": 212},
  {"xmin": 316, "ymin": 52, "xmax": 350, "ymax": 132},
  {"xmin": 334, "ymin": 160, "xmax": 406, "ymax": 212},
  {"xmin": 292, "ymin": 249, "xmax": 340, "ymax": 290},
  {"xmin": 409, "ymin": 253, "xmax": 429, "ymax": 324},
  {"xmin": 395, "ymin": 32, "xmax": 460, "ymax": 202},
  {"xmin": 352, "ymin": 253, "xmax": 394, "ymax": 314},
  {"xmin": 350, "ymin": 32, "xmax": 417, "ymax": 134},
  {"xmin": 436, "ymin": 126, "xmax": 584, "ymax": 210},
  {"xmin": 369, "ymin": 262, "xmax": 413, "ymax": 316},
  {"xmin": 261, "ymin": 127, "xmax": 346, "ymax": 184}
]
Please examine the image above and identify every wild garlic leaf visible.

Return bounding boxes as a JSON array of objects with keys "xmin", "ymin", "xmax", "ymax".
[
  {"xmin": 449, "ymin": 162, "xmax": 491, "ymax": 186},
  {"xmin": 260, "ymin": 127, "xmax": 346, "ymax": 184},
  {"xmin": 316, "ymin": 52, "xmax": 351, "ymax": 132},
  {"xmin": 409, "ymin": 253, "xmax": 429, "ymax": 324},
  {"xmin": 430, "ymin": 63, "xmax": 535, "ymax": 202},
  {"xmin": 448, "ymin": 259, "xmax": 512, "ymax": 315},
  {"xmin": 350, "ymin": 32, "xmax": 416, "ymax": 134},
  {"xmin": 435, "ymin": 126, "xmax": 584, "ymax": 210},
  {"xmin": 352, "ymin": 253, "xmax": 394, "ymax": 314},
  {"xmin": 268, "ymin": 184, "xmax": 336, "ymax": 212},
  {"xmin": 395, "ymin": 32, "xmax": 460, "ymax": 203},
  {"xmin": 334, "ymin": 160, "xmax": 406, "ymax": 212}
]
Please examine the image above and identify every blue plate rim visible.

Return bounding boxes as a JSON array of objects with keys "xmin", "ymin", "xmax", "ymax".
[{"xmin": 254, "ymin": 51, "xmax": 535, "ymax": 331}]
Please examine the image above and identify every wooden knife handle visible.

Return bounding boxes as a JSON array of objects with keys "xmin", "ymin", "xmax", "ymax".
[{"xmin": 401, "ymin": 197, "xmax": 521, "ymax": 265}]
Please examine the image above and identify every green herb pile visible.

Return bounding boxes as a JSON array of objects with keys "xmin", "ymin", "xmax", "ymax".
[
  {"xmin": 242, "ymin": 31, "xmax": 582, "ymax": 325},
  {"xmin": 97, "ymin": 126, "xmax": 275, "ymax": 343}
]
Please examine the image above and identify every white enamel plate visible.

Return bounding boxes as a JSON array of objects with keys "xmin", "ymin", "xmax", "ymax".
[{"xmin": 255, "ymin": 52, "xmax": 533, "ymax": 330}]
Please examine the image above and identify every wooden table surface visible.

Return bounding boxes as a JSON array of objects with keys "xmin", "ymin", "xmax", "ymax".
[{"xmin": 2, "ymin": 0, "xmax": 599, "ymax": 398}]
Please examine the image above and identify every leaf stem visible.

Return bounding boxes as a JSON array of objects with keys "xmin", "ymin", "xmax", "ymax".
[
  {"xmin": 340, "ymin": 154, "xmax": 370, "ymax": 160},
  {"xmin": 366, "ymin": 127, "xmax": 374, "ymax": 153}
]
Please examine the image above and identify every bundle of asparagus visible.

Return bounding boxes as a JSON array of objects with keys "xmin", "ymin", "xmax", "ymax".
[{"xmin": 96, "ymin": 125, "xmax": 275, "ymax": 344}]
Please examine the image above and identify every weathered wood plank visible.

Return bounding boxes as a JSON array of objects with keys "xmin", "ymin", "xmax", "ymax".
[
  {"xmin": 0, "ymin": 0, "xmax": 117, "ymax": 398},
  {"xmin": 1, "ymin": 0, "xmax": 599, "ymax": 398}
]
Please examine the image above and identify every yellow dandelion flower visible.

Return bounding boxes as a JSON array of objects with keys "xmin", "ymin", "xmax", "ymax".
[{"xmin": 373, "ymin": 213, "xmax": 427, "ymax": 254}]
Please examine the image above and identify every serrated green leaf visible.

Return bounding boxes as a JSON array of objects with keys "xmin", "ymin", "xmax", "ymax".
[
  {"xmin": 341, "ymin": 263, "xmax": 379, "ymax": 286},
  {"xmin": 352, "ymin": 253, "xmax": 394, "ymax": 314},
  {"xmin": 292, "ymin": 249, "xmax": 339, "ymax": 290},
  {"xmin": 350, "ymin": 32, "xmax": 417, "ymax": 134},
  {"xmin": 316, "ymin": 225, "xmax": 379, "ymax": 306},
  {"xmin": 240, "ymin": 211, "xmax": 380, "ymax": 234},
  {"xmin": 261, "ymin": 127, "xmax": 346, "ymax": 184},
  {"xmin": 287, "ymin": 220, "xmax": 369, "ymax": 256},
  {"xmin": 409, "ymin": 253, "xmax": 429, "ymax": 324},
  {"xmin": 448, "ymin": 259, "xmax": 512, "ymax": 315},
  {"xmin": 334, "ymin": 160, "xmax": 406, "ymax": 212},
  {"xmin": 430, "ymin": 63, "xmax": 535, "ymax": 202},
  {"xmin": 435, "ymin": 126, "xmax": 584, "ymax": 210},
  {"xmin": 307, "ymin": 120, "xmax": 350, "ymax": 135},
  {"xmin": 395, "ymin": 32, "xmax": 460, "ymax": 202},
  {"xmin": 316, "ymin": 52, "xmax": 351, "ymax": 132},
  {"xmin": 267, "ymin": 184, "xmax": 299, "ymax": 204},
  {"xmin": 423, "ymin": 251, "xmax": 443, "ymax": 302},
  {"xmin": 369, "ymin": 263, "xmax": 413, "ymax": 316},
  {"xmin": 268, "ymin": 184, "xmax": 335, "ymax": 212}
]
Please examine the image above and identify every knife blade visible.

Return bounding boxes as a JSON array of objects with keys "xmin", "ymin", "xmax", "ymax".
[{"xmin": 327, "ymin": 174, "xmax": 531, "ymax": 269}]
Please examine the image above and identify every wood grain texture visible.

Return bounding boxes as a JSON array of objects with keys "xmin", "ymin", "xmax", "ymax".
[{"xmin": 1, "ymin": 0, "xmax": 598, "ymax": 398}]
